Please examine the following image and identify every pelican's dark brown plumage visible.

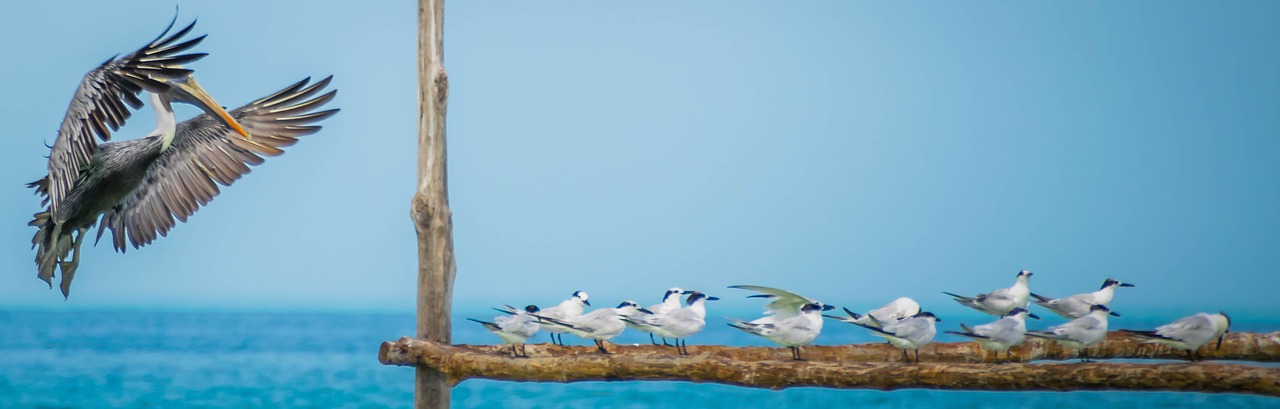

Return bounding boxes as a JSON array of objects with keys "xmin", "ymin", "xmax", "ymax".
[{"xmin": 30, "ymin": 18, "xmax": 339, "ymax": 298}]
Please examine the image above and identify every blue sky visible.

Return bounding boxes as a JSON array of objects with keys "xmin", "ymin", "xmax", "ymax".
[{"xmin": 1, "ymin": 1, "xmax": 1277, "ymax": 320}]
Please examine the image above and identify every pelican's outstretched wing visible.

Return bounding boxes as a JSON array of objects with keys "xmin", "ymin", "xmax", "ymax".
[
  {"xmin": 45, "ymin": 18, "xmax": 208, "ymax": 218},
  {"xmin": 97, "ymin": 76, "xmax": 339, "ymax": 250}
]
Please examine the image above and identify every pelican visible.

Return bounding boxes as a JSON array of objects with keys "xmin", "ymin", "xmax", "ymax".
[{"xmin": 29, "ymin": 19, "xmax": 338, "ymax": 297}]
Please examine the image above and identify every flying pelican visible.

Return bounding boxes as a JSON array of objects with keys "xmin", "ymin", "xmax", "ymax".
[{"xmin": 29, "ymin": 19, "xmax": 338, "ymax": 297}]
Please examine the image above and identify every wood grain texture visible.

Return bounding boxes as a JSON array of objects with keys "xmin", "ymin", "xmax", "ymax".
[
  {"xmin": 413, "ymin": 0, "xmax": 452, "ymax": 408},
  {"xmin": 380, "ymin": 332, "xmax": 1280, "ymax": 396}
]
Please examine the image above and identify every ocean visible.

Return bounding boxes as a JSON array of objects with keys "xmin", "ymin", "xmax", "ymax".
[{"xmin": 1, "ymin": 309, "xmax": 1276, "ymax": 408}]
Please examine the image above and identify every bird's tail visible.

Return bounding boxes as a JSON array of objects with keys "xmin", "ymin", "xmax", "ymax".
[
  {"xmin": 28, "ymin": 210, "xmax": 80, "ymax": 298},
  {"xmin": 534, "ymin": 315, "xmax": 591, "ymax": 333},
  {"xmin": 726, "ymin": 318, "xmax": 769, "ymax": 336},
  {"xmin": 942, "ymin": 291, "xmax": 976, "ymax": 304},
  {"xmin": 1024, "ymin": 331, "xmax": 1063, "ymax": 341},
  {"xmin": 1029, "ymin": 293, "xmax": 1053, "ymax": 303},
  {"xmin": 467, "ymin": 318, "xmax": 501, "ymax": 332},
  {"xmin": 853, "ymin": 322, "xmax": 895, "ymax": 337},
  {"xmin": 945, "ymin": 330, "xmax": 989, "ymax": 340},
  {"xmin": 1118, "ymin": 329, "xmax": 1169, "ymax": 342}
]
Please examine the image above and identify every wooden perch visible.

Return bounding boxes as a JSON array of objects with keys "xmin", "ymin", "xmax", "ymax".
[{"xmin": 380, "ymin": 332, "xmax": 1280, "ymax": 396}]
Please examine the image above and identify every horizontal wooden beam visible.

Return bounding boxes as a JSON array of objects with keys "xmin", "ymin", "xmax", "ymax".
[{"xmin": 379, "ymin": 332, "xmax": 1280, "ymax": 396}]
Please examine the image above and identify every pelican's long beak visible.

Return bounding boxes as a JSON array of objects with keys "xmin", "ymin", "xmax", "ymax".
[{"xmin": 170, "ymin": 77, "xmax": 251, "ymax": 139}]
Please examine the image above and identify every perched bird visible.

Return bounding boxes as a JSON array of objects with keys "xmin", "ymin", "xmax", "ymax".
[
  {"xmin": 538, "ymin": 300, "xmax": 645, "ymax": 354},
  {"xmin": 943, "ymin": 270, "xmax": 1033, "ymax": 316},
  {"xmin": 537, "ymin": 291, "xmax": 590, "ymax": 346},
  {"xmin": 624, "ymin": 291, "xmax": 718, "ymax": 355},
  {"xmin": 854, "ymin": 311, "xmax": 942, "ymax": 363},
  {"xmin": 728, "ymin": 303, "xmax": 826, "ymax": 360},
  {"xmin": 27, "ymin": 18, "xmax": 278, "ymax": 297},
  {"xmin": 824, "ymin": 297, "xmax": 920, "ymax": 328},
  {"xmin": 1031, "ymin": 278, "xmax": 1135, "ymax": 319},
  {"xmin": 629, "ymin": 287, "xmax": 686, "ymax": 345},
  {"xmin": 470, "ymin": 305, "xmax": 542, "ymax": 357},
  {"xmin": 946, "ymin": 307, "xmax": 1038, "ymax": 362},
  {"xmin": 1120, "ymin": 312, "xmax": 1231, "ymax": 361},
  {"xmin": 728, "ymin": 284, "xmax": 835, "ymax": 325},
  {"xmin": 1026, "ymin": 304, "xmax": 1115, "ymax": 361}
]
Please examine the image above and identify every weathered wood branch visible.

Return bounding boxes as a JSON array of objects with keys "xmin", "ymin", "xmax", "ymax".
[
  {"xmin": 413, "ymin": 0, "xmax": 451, "ymax": 408},
  {"xmin": 380, "ymin": 332, "xmax": 1280, "ymax": 396}
]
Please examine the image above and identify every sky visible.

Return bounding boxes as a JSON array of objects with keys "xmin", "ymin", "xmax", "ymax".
[{"xmin": 1, "ymin": 1, "xmax": 1277, "ymax": 320}]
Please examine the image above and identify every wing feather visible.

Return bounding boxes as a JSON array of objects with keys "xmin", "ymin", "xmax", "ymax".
[
  {"xmin": 97, "ymin": 77, "xmax": 339, "ymax": 251},
  {"xmin": 44, "ymin": 20, "xmax": 208, "ymax": 219}
]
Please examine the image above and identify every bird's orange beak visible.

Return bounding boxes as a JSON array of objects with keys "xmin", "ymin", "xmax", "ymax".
[{"xmin": 171, "ymin": 77, "xmax": 251, "ymax": 139}]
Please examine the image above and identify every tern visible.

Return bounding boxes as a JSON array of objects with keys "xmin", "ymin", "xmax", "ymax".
[
  {"xmin": 1120, "ymin": 312, "xmax": 1231, "ymax": 361},
  {"xmin": 1026, "ymin": 304, "xmax": 1115, "ymax": 362},
  {"xmin": 943, "ymin": 270, "xmax": 1033, "ymax": 316},
  {"xmin": 946, "ymin": 307, "xmax": 1038, "ymax": 362},
  {"xmin": 538, "ymin": 300, "xmax": 645, "ymax": 354},
  {"xmin": 824, "ymin": 297, "xmax": 920, "ymax": 328},
  {"xmin": 854, "ymin": 311, "xmax": 942, "ymax": 363},
  {"xmin": 624, "ymin": 291, "xmax": 718, "ymax": 355},
  {"xmin": 1031, "ymin": 278, "xmax": 1134, "ymax": 319},
  {"xmin": 728, "ymin": 303, "xmax": 827, "ymax": 360},
  {"xmin": 536, "ymin": 291, "xmax": 590, "ymax": 346},
  {"xmin": 471, "ymin": 305, "xmax": 542, "ymax": 357},
  {"xmin": 629, "ymin": 287, "xmax": 685, "ymax": 346}
]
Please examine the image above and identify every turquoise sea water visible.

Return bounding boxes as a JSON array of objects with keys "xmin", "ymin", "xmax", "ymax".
[{"xmin": 1, "ymin": 310, "xmax": 1277, "ymax": 408}]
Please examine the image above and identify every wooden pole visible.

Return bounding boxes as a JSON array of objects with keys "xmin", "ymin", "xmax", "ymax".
[
  {"xmin": 380, "ymin": 333, "xmax": 1280, "ymax": 397},
  {"xmin": 413, "ymin": 0, "xmax": 452, "ymax": 408}
]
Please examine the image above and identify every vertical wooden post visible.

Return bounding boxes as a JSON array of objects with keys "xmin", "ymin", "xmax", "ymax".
[{"xmin": 413, "ymin": 0, "xmax": 452, "ymax": 408}]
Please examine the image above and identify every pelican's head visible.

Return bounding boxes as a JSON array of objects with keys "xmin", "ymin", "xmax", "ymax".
[{"xmin": 164, "ymin": 76, "xmax": 250, "ymax": 139}]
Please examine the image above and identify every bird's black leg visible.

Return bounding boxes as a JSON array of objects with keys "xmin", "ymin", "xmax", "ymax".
[
  {"xmin": 902, "ymin": 349, "xmax": 910, "ymax": 363},
  {"xmin": 520, "ymin": 343, "xmax": 528, "ymax": 358},
  {"xmin": 680, "ymin": 339, "xmax": 687, "ymax": 355},
  {"xmin": 596, "ymin": 339, "xmax": 611, "ymax": 354},
  {"xmin": 1186, "ymin": 350, "xmax": 1193, "ymax": 362},
  {"xmin": 650, "ymin": 333, "xmax": 658, "ymax": 345},
  {"xmin": 915, "ymin": 349, "xmax": 920, "ymax": 363},
  {"xmin": 510, "ymin": 344, "xmax": 517, "ymax": 357},
  {"xmin": 663, "ymin": 338, "xmax": 673, "ymax": 347},
  {"xmin": 1081, "ymin": 348, "xmax": 1089, "ymax": 362}
]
